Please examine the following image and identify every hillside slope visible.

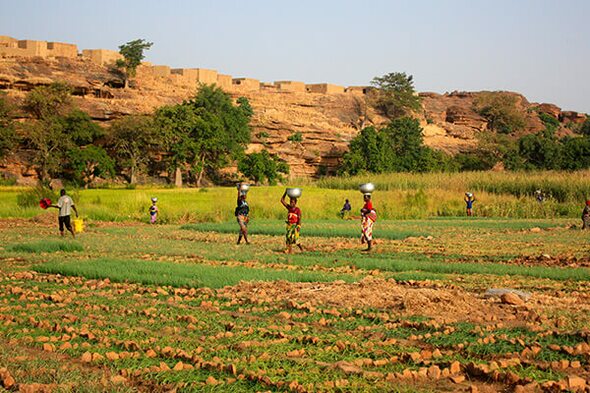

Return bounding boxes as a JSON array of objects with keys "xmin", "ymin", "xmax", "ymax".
[{"xmin": 0, "ymin": 56, "xmax": 585, "ymax": 182}]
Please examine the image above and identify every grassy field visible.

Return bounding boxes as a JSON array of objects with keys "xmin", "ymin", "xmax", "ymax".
[
  {"xmin": 1, "ymin": 170, "xmax": 589, "ymax": 222},
  {"xmin": 0, "ymin": 212, "xmax": 589, "ymax": 391}
]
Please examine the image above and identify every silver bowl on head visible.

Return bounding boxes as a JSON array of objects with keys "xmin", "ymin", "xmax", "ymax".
[
  {"xmin": 237, "ymin": 183, "xmax": 250, "ymax": 192},
  {"xmin": 359, "ymin": 183, "xmax": 375, "ymax": 194},
  {"xmin": 286, "ymin": 188, "xmax": 302, "ymax": 199}
]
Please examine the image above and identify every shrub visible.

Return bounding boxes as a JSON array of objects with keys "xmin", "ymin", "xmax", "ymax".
[{"xmin": 288, "ymin": 132, "xmax": 303, "ymax": 142}]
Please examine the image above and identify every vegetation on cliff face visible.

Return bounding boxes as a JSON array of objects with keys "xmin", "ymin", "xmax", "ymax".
[
  {"xmin": 238, "ymin": 150, "xmax": 289, "ymax": 185},
  {"xmin": 116, "ymin": 38, "xmax": 153, "ymax": 88},
  {"xmin": 370, "ymin": 72, "xmax": 422, "ymax": 119},
  {"xmin": 0, "ymin": 92, "xmax": 16, "ymax": 159}
]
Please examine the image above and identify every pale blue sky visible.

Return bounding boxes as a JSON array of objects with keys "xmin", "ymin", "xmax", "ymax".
[{"xmin": 1, "ymin": 0, "xmax": 589, "ymax": 112}]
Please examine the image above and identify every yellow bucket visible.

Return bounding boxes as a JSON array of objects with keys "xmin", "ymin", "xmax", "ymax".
[{"xmin": 72, "ymin": 218, "xmax": 84, "ymax": 233}]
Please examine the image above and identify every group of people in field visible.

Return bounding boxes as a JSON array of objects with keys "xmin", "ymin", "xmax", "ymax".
[
  {"xmin": 234, "ymin": 184, "xmax": 377, "ymax": 253},
  {"xmin": 49, "ymin": 188, "xmax": 590, "ymax": 243}
]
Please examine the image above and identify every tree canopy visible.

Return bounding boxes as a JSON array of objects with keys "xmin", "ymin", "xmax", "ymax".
[
  {"xmin": 339, "ymin": 118, "xmax": 444, "ymax": 175},
  {"xmin": 155, "ymin": 85, "xmax": 253, "ymax": 186},
  {"xmin": 0, "ymin": 92, "xmax": 16, "ymax": 159},
  {"xmin": 238, "ymin": 150, "xmax": 289, "ymax": 185},
  {"xmin": 370, "ymin": 72, "xmax": 422, "ymax": 119},
  {"xmin": 117, "ymin": 39, "xmax": 153, "ymax": 86},
  {"xmin": 473, "ymin": 92, "xmax": 526, "ymax": 134}
]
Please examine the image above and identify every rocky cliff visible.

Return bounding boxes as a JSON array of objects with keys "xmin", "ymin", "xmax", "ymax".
[{"xmin": 0, "ymin": 56, "xmax": 586, "ymax": 183}]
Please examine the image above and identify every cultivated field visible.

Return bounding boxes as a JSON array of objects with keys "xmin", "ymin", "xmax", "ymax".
[{"xmin": 0, "ymin": 173, "xmax": 589, "ymax": 392}]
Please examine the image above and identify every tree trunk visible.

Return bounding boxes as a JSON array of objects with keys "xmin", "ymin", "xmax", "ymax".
[
  {"xmin": 195, "ymin": 156, "xmax": 206, "ymax": 187},
  {"xmin": 130, "ymin": 165, "xmax": 136, "ymax": 185},
  {"xmin": 174, "ymin": 167, "xmax": 182, "ymax": 188}
]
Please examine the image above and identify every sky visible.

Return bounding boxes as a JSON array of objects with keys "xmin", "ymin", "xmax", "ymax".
[{"xmin": 1, "ymin": 0, "xmax": 589, "ymax": 112}]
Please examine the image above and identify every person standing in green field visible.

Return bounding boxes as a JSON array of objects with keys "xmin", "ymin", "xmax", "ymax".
[
  {"xmin": 49, "ymin": 189, "xmax": 78, "ymax": 238},
  {"xmin": 464, "ymin": 192, "xmax": 476, "ymax": 216}
]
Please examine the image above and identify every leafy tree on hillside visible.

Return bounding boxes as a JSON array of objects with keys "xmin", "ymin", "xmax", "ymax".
[
  {"xmin": 370, "ymin": 72, "xmax": 422, "ymax": 119},
  {"xmin": 23, "ymin": 82, "xmax": 72, "ymax": 119},
  {"xmin": 108, "ymin": 115, "xmax": 158, "ymax": 184},
  {"xmin": 579, "ymin": 117, "xmax": 590, "ymax": 136},
  {"xmin": 0, "ymin": 92, "xmax": 17, "ymax": 159},
  {"xmin": 155, "ymin": 85, "xmax": 252, "ymax": 186},
  {"xmin": 517, "ymin": 132, "xmax": 562, "ymax": 170},
  {"xmin": 238, "ymin": 150, "xmax": 289, "ymax": 185},
  {"xmin": 339, "ymin": 118, "xmax": 440, "ymax": 174},
  {"xmin": 67, "ymin": 145, "xmax": 115, "ymax": 187},
  {"xmin": 561, "ymin": 136, "xmax": 590, "ymax": 170},
  {"xmin": 473, "ymin": 92, "xmax": 526, "ymax": 134},
  {"xmin": 21, "ymin": 84, "xmax": 105, "ymax": 182},
  {"xmin": 117, "ymin": 39, "xmax": 153, "ymax": 88}
]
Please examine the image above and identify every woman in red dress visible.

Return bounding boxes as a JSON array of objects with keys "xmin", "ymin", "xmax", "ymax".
[{"xmin": 360, "ymin": 194, "xmax": 377, "ymax": 251}]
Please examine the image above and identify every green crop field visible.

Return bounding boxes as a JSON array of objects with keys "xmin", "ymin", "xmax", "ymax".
[{"xmin": 0, "ymin": 172, "xmax": 589, "ymax": 392}]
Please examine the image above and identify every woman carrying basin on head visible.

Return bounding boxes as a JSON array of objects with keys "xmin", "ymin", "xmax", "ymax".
[
  {"xmin": 359, "ymin": 183, "xmax": 377, "ymax": 252},
  {"xmin": 235, "ymin": 183, "xmax": 250, "ymax": 244},
  {"xmin": 281, "ymin": 188, "xmax": 303, "ymax": 254}
]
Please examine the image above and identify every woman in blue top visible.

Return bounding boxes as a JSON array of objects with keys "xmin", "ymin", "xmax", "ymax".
[
  {"xmin": 235, "ymin": 184, "xmax": 250, "ymax": 244},
  {"xmin": 464, "ymin": 192, "xmax": 476, "ymax": 216}
]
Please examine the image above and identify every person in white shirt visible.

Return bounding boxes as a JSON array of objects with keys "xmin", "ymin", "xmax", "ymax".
[{"xmin": 50, "ymin": 189, "xmax": 78, "ymax": 238}]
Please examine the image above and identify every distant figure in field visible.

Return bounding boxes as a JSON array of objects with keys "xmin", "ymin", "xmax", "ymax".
[
  {"xmin": 149, "ymin": 197, "xmax": 158, "ymax": 224},
  {"xmin": 49, "ymin": 189, "xmax": 78, "ymax": 238},
  {"xmin": 281, "ymin": 190, "xmax": 303, "ymax": 254},
  {"xmin": 464, "ymin": 192, "xmax": 476, "ymax": 216},
  {"xmin": 235, "ymin": 184, "xmax": 250, "ymax": 244},
  {"xmin": 340, "ymin": 199, "xmax": 351, "ymax": 219},
  {"xmin": 360, "ymin": 194, "xmax": 377, "ymax": 251},
  {"xmin": 535, "ymin": 189, "xmax": 544, "ymax": 204},
  {"xmin": 582, "ymin": 200, "xmax": 590, "ymax": 230}
]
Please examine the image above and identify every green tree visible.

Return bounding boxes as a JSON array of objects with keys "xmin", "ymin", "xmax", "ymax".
[
  {"xmin": 67, "ymin": 145, "xmax": 115, "ymax": 187},
  {"xmin": 62, "ymin": 109, "xmax": 104, "ymax": 145},
  {"xmin": 370, "ymin": 72, "xmax": 422, "ymax": 119},
  {"xmin": 579, "ymin": 117, "xmax": 590, "ymax": 136},
  {"xmin": 339, "ymin": 118, "xmax": 439, "ymax": 174},
  {"xmin": 561, "ymin": 136, "xmax": 590, "ymax": 170},
  {"xmin": 155, "ymin": 85, "xmax": 252, "ymax": 186},
  {"xmin": 23, "ymin": 82, "xmax": 72, "ymax": 119},
  {"xmin": 517, "ymin": 132, "xmax": 562, "ymax": 170},
  {"xmin": 108, "ymin": 115, "xmax": 158, "ymax": 184},
  {"xmin": 238, "ymin": 150, "xmax": 289, "ymax": 184},
  {"xmin": 473, "ymin": 92, "xmax": 526, "ymax": 134},
  {"xmin": 0, "ymin": 92, "xmax": 17, "ymax": 158},
  {"xmin": 21, "ymin": 84, "xmax": 105, "ymax": 182},
  {"xmin": 117, "ymin": 39, "xmax": 153, "ymax": 88}
]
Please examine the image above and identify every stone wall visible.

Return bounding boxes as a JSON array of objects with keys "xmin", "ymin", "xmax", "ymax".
[
  {"xmin": 81, "ymin": 49, "xmax": 123, "ymax": 66},
  {"xmin": 275, "ymin": 81, "xmax": 305, "ymax": 92},
  {"xmin": 306, "ymin": 83, "xmax": 345, "ymax": 94},
  {"xmin": 0, "ymin": 36, "xmax": 78, "ymax": 58},
  {"xmin": 232, "ymin": 78, "xmax": 260, "ymax": 91},
  {"xmin": 0, "ymin": 35, "xmax": 373, "ymax": 98}
]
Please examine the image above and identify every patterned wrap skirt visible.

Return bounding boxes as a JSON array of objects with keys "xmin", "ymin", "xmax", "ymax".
[
  {"xmin": 361, "ymin": 211, "xmax": 377, "ymax": 242},
  {"xmin": 286, "ymin": 223, "xmax": 300, "ymax": 245}
]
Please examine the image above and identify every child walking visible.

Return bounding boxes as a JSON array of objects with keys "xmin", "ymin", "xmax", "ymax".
[{"xmin": 149, "ymin": 197, "xmax": 158, "ymax": 224}]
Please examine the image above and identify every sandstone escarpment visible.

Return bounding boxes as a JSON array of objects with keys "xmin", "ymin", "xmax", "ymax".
[{"xmin": 0, "ymin": 55, "xmax": 586, "ymax": 182}]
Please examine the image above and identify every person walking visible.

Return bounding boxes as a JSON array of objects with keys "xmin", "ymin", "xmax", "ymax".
[
  {"xmin": 235, "ymin": 184, "xmax": 250, "ymax": 244},
  {"xmin": 582, "ymin": 200, "xmax": 590, "ymax": 230},
  {"xmin": 281, "ymin": 190, "xmax": 303, "ymax": 254},
  {"xmin": 360, "ymin": 193, "xmax": 377, "ymax": 251},
  {"xmin": 50, "ymin": 189, "xmax": 78, "ymax": 238},
  {"xmin": 149, "ymin": 197, "xmax": 158, "ymax": 224}
]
